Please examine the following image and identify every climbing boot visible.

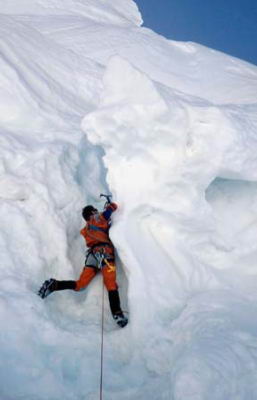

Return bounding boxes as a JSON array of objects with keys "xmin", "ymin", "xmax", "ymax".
[
  {"xmin": 113, "ymin": 311, "xmax": 128, "ymax": 328},
  {"xmin": 38, "ymin": 279, "xmax": 76, "ymax": 298},
  {"xmin": 38, "ymin": 278, "xmax": 57, "ymax": 299}
]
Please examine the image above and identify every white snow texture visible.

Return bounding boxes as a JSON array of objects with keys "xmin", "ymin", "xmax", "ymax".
[{"xmin": 1, "ymin": 1, "xmax": 257, "ymax": 399}]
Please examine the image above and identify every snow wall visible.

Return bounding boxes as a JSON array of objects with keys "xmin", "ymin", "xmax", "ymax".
[{"xmin": 1, "ymin": 1, "xmax": 257, "ymax": 399}]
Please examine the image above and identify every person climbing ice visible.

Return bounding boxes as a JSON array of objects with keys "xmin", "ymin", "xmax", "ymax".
[{"xmin": 38, "ymin": 196, "xmax": 128, "ymax": 328}]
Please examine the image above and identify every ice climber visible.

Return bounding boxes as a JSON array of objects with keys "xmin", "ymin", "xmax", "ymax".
[{"xmin": 38, "ymin": 201, "xmax": 128, "ymax": 328}]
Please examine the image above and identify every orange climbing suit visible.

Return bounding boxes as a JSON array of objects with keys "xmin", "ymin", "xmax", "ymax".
[{"xmin": 75, "ymin": 203, "xmax": 118, "ymax": 292}]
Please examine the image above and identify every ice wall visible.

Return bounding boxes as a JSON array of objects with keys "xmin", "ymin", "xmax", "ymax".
[
  {"xmin": 1, "ymin": 0, "xmax": 257, "ymax": 399},
  {"xmin": 83, "ymin": 55, "xmax": 257, "ymax": 398}
]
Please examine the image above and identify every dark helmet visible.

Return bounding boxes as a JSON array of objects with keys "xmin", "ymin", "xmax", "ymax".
[{"xmin": 82, "ymin": 205, "xmax": 97, "ymax": 221}]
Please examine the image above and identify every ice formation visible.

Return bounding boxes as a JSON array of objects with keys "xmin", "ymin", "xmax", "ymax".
[{"xmin": 1, "ymin": 1, "xmax": 257, "ymax": 399}]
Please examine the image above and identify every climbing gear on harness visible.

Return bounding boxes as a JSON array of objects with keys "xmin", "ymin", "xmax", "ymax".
[
  {"xmin": 94, "ymin": 250, "xmax": 106, "ymax": 269},
  {"xmin": 85, "ymin": 243, "xmax": 114, "ymax": 270},
  {"xmin": 103, "ymin": 257, "xmax": 116, "ymax": 273}
]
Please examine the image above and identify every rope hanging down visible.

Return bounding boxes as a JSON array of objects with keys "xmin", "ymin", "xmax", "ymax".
[{"xmin": 99, "ymin": 278, "xmax": 105, "ymax": 400}]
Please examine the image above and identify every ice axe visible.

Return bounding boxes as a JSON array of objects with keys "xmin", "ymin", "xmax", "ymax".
[{"xmin": 100, "ymin": 193, "xmax": 112, "ymax": 206}]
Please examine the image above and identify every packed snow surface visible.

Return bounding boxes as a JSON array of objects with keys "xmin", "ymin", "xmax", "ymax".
[{"xmin": 1, "ymin": 0, "xmax": 257, "ymax": 399}]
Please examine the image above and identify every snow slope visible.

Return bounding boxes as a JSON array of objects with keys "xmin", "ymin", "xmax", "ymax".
[{"xmin": 1, "ymin": 1, "xmax": 257, "ymax": 399}]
